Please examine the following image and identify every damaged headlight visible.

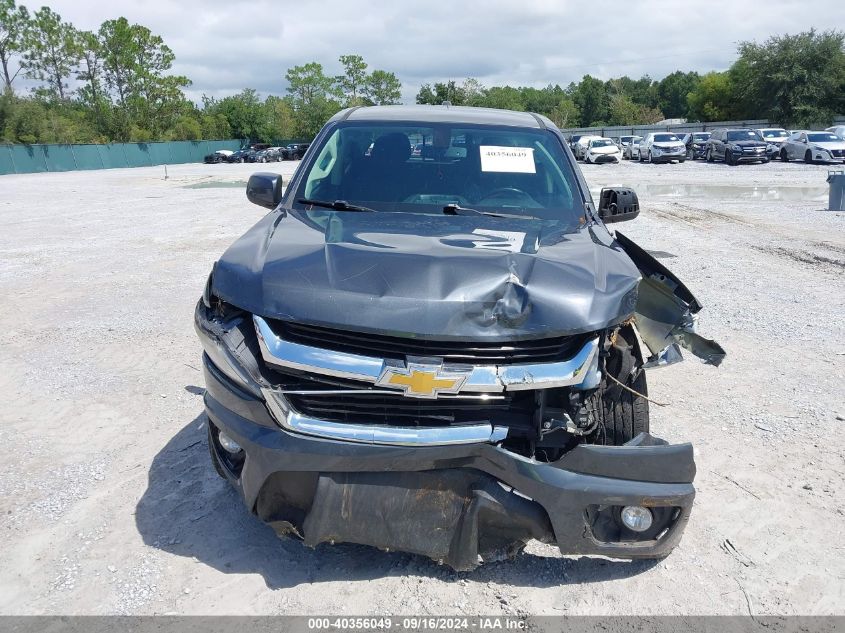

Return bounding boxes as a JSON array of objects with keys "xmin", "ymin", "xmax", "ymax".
[{"xmin": 194, "ymin": 275, "xmax": 265, "ymax": 396}]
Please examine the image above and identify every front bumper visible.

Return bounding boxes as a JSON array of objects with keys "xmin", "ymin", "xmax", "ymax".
[
  {"xmin": 201, "ymin": 351, "xmax": 696, "ymax": 570},
  {"xmin": 588, "ymin": 153, "xmax": 621, "ymax": 164},
  {"xmin": 650, "ymin": 151, "xmax": 685, "ymax": 163}
]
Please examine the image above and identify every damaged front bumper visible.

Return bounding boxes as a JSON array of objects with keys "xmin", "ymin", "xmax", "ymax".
[{"xmin": 202, "ymin": 350, "xmax": 696, "ymax": 570}]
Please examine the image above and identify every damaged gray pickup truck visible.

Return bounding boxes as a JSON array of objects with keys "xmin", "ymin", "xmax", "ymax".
[{"xmin": 194, "ymin": 105, "xmax": 725, "ymax": 570}]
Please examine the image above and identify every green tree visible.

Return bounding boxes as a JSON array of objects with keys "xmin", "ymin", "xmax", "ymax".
[
  {"xmin": 202, "ymin": 89, "xmax": 264, "ymax": 139},
  {"xmin": 656, "ymin": 70, "xmax": 700, "ymax": 119},
  {"xmin": 415, "ymin": 80, "xmax": 464, "ymax": 105},
  {"xmin": 97, "ymin": 17, "xmax": 190, "ymax": 139},
  {"xmin": 285, "ymin": 62, "xmax": 342, "ymax": 138},
  {"xmin": 460, "ymin": 77, "xmax": 486, "ymax": 106},
  {"xmin": 335, "ymin": 54, "xmax": 367, "ymax": 106},
  {"xmin": 482, "ymin": 85, "xmax": 523, "ymax": 111},
  {"xmin": 200, "ymin": 111, "xmax": 231, "ymax": 139},
  {"xmin": 572, "ymin": 75, "xmax": 608, "ymax": 126},
  {"xmin": 363, "ymin": 69, "xmax": 401, "ymax": 105},
  {"xmin": 3, "ymin": 95, "xmax": 45, "ymax": 142},
  {"xmin": 734, "ymin": 29, "xmax": 845, "ymax": 127},
  {"xmin": 0, "ymin": 0, "xmax": 29, "ymax": 92},
  {"xmin": 263, "ymin": 95, "xmax": 295, "ymax": 140},
  {"xmin": 549, "ymin": 97, "xmax": 579, "ymax": 128},
  {"xmin": 686, "ymin": 71, "xmax": 735, "ymax": 121},
  {"xmin": 22, "ymin": 7, "xmax": 78, "ymax": 101}
]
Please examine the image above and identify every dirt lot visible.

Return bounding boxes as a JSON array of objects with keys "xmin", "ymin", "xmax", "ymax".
[{"xmin": 0, "ymin": 157, "xmax": 843, "ymax": 616}]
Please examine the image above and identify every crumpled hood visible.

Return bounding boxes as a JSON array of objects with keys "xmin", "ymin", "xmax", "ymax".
[{"xmin": 212, "ymin": 210, "xmax": 641, "ymax": 339}]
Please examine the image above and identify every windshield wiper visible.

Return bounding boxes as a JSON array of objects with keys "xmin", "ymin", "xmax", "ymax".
[
  {"xmin": 442, "ymin": 203, "xmax": 538, "ymax": 220},
  {"xmin": 297, "ymin": 198, "xmax": 377, "ymax": 213}
]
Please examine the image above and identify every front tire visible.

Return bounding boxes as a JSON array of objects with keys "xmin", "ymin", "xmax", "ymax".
[
  {"xmin": 805, "ymin": 150, "xmax": 814, "ymax": 164},
  {"xmin": 706, "ymin": 148, "xmax": 714, "ymax": 163},
  {"xmin": 781, "ymin": 148, "xmax": 789, "ymax": 162},
  {"xmin": 593, "ymin": 328, "xmax": 649, "ymax": 446}
]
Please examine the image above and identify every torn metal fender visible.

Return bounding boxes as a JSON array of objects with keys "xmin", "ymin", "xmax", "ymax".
[{"xmin": 615, "ymin": 231, "xmax": 726, "ymax": 367}]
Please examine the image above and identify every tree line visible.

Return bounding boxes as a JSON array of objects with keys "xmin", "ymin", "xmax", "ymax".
[
  {"xmin": 0, "ymin": 0, "xmax": 842, "ymax": 146},
  {"xmin": 415, "ymin": 29, "xmax": 845, "ymax": 130}
]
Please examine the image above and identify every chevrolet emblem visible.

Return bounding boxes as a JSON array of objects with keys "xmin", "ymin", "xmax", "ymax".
[{"xmin": 376, "ymin": 362, "xmax": 469, "ymax": 399}]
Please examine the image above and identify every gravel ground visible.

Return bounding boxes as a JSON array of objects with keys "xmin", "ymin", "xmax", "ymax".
[{"xmin": 0, "ymin": 157, "xmax": 842, "ymax": 616}]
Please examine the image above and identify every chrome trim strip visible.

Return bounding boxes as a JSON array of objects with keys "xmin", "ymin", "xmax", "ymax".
[
  {"xmin": 254, "ymin": 315, "xmax": 384, "ymax": 381},
  {"xmin": 497, "ymin": 338, "xmax": 599, "ymax": 390},
  {"xmin": 278, "ymin": 389, "xmax": 505, "ymax": 399},
  {"xmin": 254, "ymin": 315, "xmax": 599, "ymax": 393},
  {"xmin": 262, "ymin": 388, "xmax": 508, "ymax": 445}
]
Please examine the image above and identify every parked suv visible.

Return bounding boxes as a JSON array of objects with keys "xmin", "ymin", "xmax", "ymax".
[
  {"xmin": 685, "ymin": 132, "xmax": 711, "ymax": 160},
  {"xmin": 639, "ymin": 132, "xmax": 686, "ymax": 163},
  {"xmin": 706, "ymin": 129, "xmax": 768, "ymax": 165},
  {"xmin": 195, "ymin": 105, "xmax": 723, "ymax": 570},
  {"xmin": 284, "ymin": 143, "xmax": 311, "ymax": 160}
]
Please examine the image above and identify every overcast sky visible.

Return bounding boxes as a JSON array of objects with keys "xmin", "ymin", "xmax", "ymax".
[{"xmin": 24, "ymin": 0, "xmax": 845, "ymax": 103}]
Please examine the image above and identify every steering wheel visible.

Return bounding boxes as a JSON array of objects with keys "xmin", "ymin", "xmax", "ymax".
[{"xmin": 476, "ymin": 187, "xmax": 533, "ymax": 204}]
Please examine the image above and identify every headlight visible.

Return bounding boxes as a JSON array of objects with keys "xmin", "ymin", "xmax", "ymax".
[{"xmin": 731, "ymin": 144, "xmax": 742, "ymax": 151}]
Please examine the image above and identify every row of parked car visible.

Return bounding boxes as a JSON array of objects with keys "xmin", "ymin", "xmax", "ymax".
[
  {"xmin": 203, "ymin": 143, "xmax": 312, "ymax": 164},
  {"xmin": 568, "ymin": 124, "xmax": 845, "ymax": 165}
]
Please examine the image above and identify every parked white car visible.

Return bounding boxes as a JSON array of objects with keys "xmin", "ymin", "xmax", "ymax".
[
  {"xmin": 584, "ymin": 137, "xmax": 622, "ymax": 164},
  {"xmin": 574, "ymin": 135, "xmax": 602, "ymax": 160},
  {"xmin": 754, "ymin": 128, "xmax": 790, "ymax": 159},
  {"xmin": 826, "ymin": 125, "xmax": 845, "ymax": 139},
  {"xmin": 780, "ymin": 131, "xmax": 845, "ymax": 164},
  {"xmin": 638, "ymin": 132, "xmax": 686, "ymax": 163},
  {"xmin": 625, "ymin": 137, "xmax": 644, "ymax": 160}
]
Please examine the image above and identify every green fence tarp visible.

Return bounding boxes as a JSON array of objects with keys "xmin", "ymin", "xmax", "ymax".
[
  {"xmin": 122, "ymin": 143, "xmax": 152, "ymax": 168},
  {"xmin": 41, "ymin": 145, "xmax": 78, "ymax": 172},
  {"xmin": 147, "ymin": 143, "xmax": 171, "ymax": 165},
  {"xmin": 9, "ymin": 145, "xmax": 48, "ymax": 173},
  {"xmin": 0, "ymin": 145, "xmax": 14, "ymax": 175},
  {"xmin": 168, "ymin": 141, "xmax": 193, "ymax": 164},
  {"xmin": 72, "ymin": 144, "xmax": 105, "ymax": 170},
  {"xmin": 0, "ymin": 139, "xmax": 244, "ymax": 175},
  {"xmin": 97, "ymin": 144, "xmax": 127, "ymax": 169}
]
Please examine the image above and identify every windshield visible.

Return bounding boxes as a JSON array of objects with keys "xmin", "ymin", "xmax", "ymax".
[
  {"xmin": 654, "ymin": 134, "xmax": 680, "ymax": 142},
  {"xmin": 590, "ymin": 139, "xmax": 615, "ymax": 147},
  {"xmin": 760, "ymin": 129, "xmax": 788, "ymax": 139},
  {"xmin": 294, "ymin": 122, "xmax": 583, "ymax": 223},
  {"xmin": 692, "ymin": 133, "xmax": 710, "ymax": 141},
  {"xmin": 727, "ymin": 130, "xmax": 762, "ymax": 141},
  {"xmin": 808, "ymin": 133, "xmax": 840, "ymax": 143}
]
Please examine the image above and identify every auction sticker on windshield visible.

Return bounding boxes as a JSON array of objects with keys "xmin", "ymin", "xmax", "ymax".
[{"xmin": 480, "ymin": 146, "xmax": 536, "ymax": 173}]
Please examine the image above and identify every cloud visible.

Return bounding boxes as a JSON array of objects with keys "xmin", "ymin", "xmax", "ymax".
[{"xmin": 16, "ymin": 0, "xmax": 845, "ymax": 103}]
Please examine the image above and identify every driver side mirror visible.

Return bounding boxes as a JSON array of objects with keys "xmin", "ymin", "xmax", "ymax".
[
  {"xmin": 246, "ymin": 172, "xmax": 284, "ymax": 209},
  {"xmin": 598, "ymin": 187, "xmax": 640, "ymax": 223}
]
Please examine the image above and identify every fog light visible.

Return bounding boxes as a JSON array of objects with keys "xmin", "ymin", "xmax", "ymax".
[
  {"xmin": 620, "ymin": 505, "xmax": 653, "ymax": 532},
  {"xmin": 218, "ymin": 431, "xmax": 242, "ymax": 454}
]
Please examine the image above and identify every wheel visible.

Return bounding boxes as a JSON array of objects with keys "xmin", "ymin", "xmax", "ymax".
[
  {"xmin": 805, "ymin": 150, "xmax": 814, "ymax": 164},
  {"xmin": 781, "ymin": 148, "xmax": 789, "ymax": 162},
  {"xmin": 706, "ymin": 148, "xmax": 713, "ymax": 163},
  {"xmin": 591, "ymin": 327, "xmax": 649, "ymax": 446},
  {"xmin": 725, "ymin": 151, "xmax": 734, "ymax": 166},
  {"xmin": 686, "ymin": 148, "xmax": 693, "ymax": 160},
  {"xmin": 647, "ymin": 151, "xmax": 653, "ymax": 163},
  {"xmin": 237, "ymin": 158, "xmax": 243, "ymax": 163},
  {"xmin": 638, "ymin": 151, "xmax": 643, "ymax": 163},
  {"xmin": 679, "ymin": 158, "xmax": 686, "ymax": 163}
]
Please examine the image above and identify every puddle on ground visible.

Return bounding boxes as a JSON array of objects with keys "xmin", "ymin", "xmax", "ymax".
[
  {"xmin": 182, "ymin": 180, "xmax": 247, "ymax": 189},
  {"xmin": 621, "ymin": 183, "xmax": 828, "ymax": 202}
]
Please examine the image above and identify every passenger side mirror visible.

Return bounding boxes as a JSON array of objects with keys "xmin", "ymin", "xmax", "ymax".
[
  {"xmin": 246, "ymin": 172, "xmax": 284, "ymax": 209},
  {"xmin": 598, "ymin": 187, "xmax": 640, "ymax": 223}
]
